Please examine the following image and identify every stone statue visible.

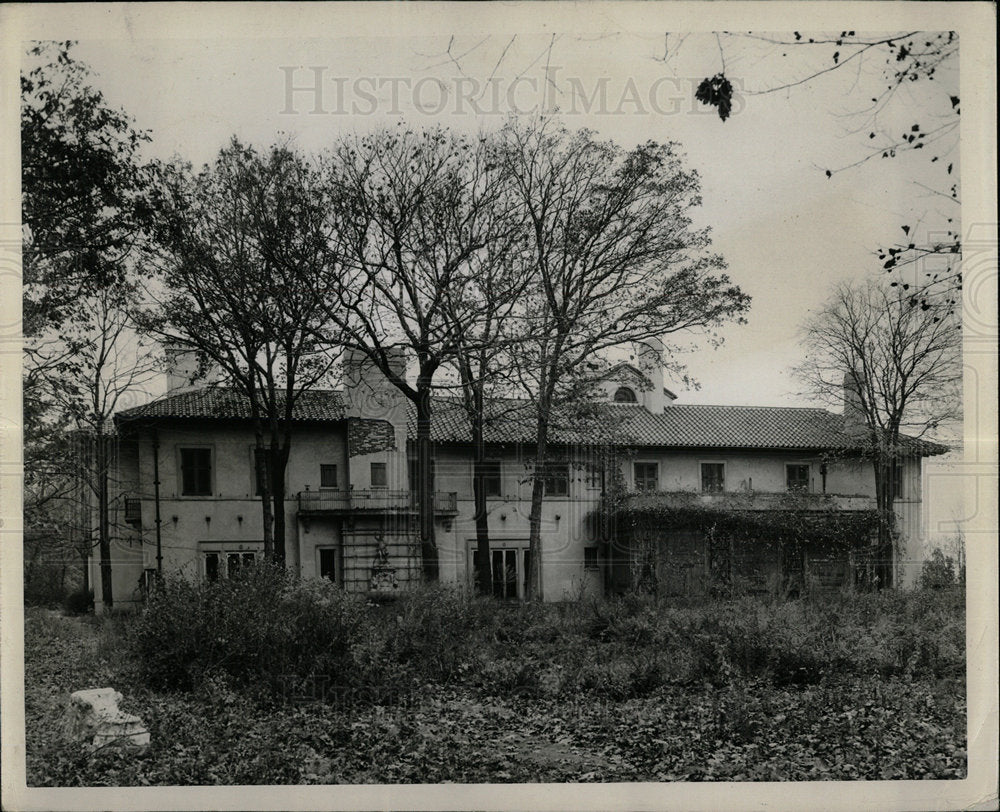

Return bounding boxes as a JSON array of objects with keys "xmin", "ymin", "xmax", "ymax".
[{"xmin": 370, "ymin": 532, "xmax": 398, "ymax": 593}]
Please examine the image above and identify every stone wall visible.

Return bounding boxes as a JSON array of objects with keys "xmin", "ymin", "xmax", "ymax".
[{"xmin": 347, "ymin": 417, "xmax": 396, "ymax": 457}]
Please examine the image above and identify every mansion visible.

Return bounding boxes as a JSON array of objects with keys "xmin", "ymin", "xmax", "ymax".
[{"xmin": 95, "ymin": 346, "xmax": 944, "ymax": 609}]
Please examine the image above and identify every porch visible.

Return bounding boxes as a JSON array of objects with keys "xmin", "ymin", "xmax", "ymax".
[{"xmin": 599, "ymin": 491, "xmax": 882, "ymax": 597}]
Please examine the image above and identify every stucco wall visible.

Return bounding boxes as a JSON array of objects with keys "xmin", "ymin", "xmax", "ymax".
[
  {"xmin": 103, "ymin": 416, "xmax": 926, "ymax": 601},
  {"xmin": 625, "ymin": 449, "xmax": 876, "ymax": 496},
  {"xmin": 120, "ymin": 423, "xmax": 349, "ymax": 587}
]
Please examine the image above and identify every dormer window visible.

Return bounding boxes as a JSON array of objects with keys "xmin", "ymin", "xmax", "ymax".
[{"xmin": 613, "ymin": 386, "xmax": 638, "ymax": 403}]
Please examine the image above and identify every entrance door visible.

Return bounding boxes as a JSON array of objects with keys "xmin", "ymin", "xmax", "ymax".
[{"xmin": 470, "ymin": 541, "xmax": 529, "ymax": 600}]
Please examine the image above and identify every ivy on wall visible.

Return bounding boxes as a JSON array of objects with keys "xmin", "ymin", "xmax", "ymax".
[
  {"xmin": 589, "ymin": 490, "xmax": 888, "ymax": 595},
  {"xmin": 601, "ymin": 490, "xmax": 882, "ymax": 548}
]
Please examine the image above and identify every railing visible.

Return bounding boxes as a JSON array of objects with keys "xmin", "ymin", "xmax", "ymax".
[
  {"xmin": 123, "ymin": 497, "xmax": 142, "ymax": 523},
  {"xmin": 297, "ymin": 489, "xmax": 458, "ymax": 514},
  {"xmin": 622, "ymin": 490, "xmax": 876, "ymax": 512}
]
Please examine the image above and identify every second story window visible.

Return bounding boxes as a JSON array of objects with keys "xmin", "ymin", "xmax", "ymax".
[
  {"xmin": 180, "ymin": 447, "xmax": 212, "ymax": 496},
  {"xmin": 786, "ymin": 464, "xmax": 810, "ymax": 493},
  {"xmin": 370, "ymin": 462, "xmax": 388, "ymax": 488},
  {"xmin": 613, "ymin": 386, "xmax": 638, "ymax": 403},
  {"xmin": 892, "ymin": 462, "xmax": 904, "ymax": 500},
  {"xmin": 541, "ymin": 462, "xmax": 569, "ymax": 497},
  {"xmin": 475, "ymin": 460, "xmax": 502, "ymax": 498},
  {"xmin": 634, "ymin": 462, "xmax": 659, "ymax": 492},
  {"xmin": 700, "ymin": 462, "xmax": 725, "ymax": 493},
  {"xmin": 320, "ymin": 464, "xmax": 338, "ymax": 489}
]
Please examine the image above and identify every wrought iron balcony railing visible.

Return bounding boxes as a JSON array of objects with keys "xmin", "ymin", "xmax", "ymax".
[{"xmin": 296, "ymin": 489, "xmax": 458, "ymax": 514}]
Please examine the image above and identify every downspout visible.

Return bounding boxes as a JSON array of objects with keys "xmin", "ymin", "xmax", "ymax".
[
  {"xmin": 152, "ymin": 428, "xmax": 163, "ymax": 578},
  {"xmin": 601, "ymin": 446, "xmax": 610, "ymax": 595}
]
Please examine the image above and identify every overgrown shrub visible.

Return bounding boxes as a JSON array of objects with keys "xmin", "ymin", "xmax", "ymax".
[
  {"xmin": 63, "ymin": 588, "xmax": 93, "ymax": 615},
  {"xmin": 920, "ymin": 548, "xmax": 958, "ymax": 589},
  {"xmin": 23, "ymin": 560, "xmax": 76, "ymax": 607},
  {"xmin": 127, "ymin": 566, "xmax": 965, "ymax": 706},
  {"xmin": 129, "ymin": 563, "xmax": 365, "ymax": 695}
]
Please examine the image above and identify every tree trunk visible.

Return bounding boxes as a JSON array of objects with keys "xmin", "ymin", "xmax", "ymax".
[
  {"xmin": 471, "ymin": 405, "xmax": 493, "ymax": 596},
  {"xmin": 872, "ymin": 455, "xmax": 896, "ymax": 589},
  {"xmin": 96, "ymin": 434, "xmax": 113, "ymax": 610},
  {"xmin": 271, "ymin": 439, "xmax": 290, "ymax": 567},
  {"xmin": 254, "ymin": 427, "xmax": 275, "ymax": 561},
  {"xmin": 526, "ymin": 416, "xmax": 549, "ymax": 602},
  {"xmin": 415, "ymin": 383, "xmax": 439, "ymax": 581}
]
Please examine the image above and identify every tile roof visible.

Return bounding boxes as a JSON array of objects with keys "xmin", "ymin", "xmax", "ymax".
[
  {"xmin": 412, "ymin": 398, "xmax": 859, "ymax": 449},
  {"xmin": 413, "ymin": 399, "xmax": 947, "ymax": 455},
  {"xmin": 116, "ymin": 387, "xmax": 347, "ymax": 423},
  {"xmin": 622, "ymin": 404, "xmax": 856, "ymax": 450},
  {"xmin": 116, "ymin": 386, "xmax": 946, "ymax": 455}
]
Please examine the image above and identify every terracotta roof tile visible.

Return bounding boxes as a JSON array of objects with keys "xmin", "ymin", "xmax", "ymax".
[
  {"xmin": 413, "ymin": 398, "xmax": 858, "ymax": 449},
  {"xmin": 116, "ymin": 387, "xmax": 347, "ymax": 423},
  {"xmin": 117, "ymin": 387, "xmax": 946, "ymax": 455}
]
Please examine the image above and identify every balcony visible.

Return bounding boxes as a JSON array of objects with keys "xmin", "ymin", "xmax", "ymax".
[
  {"xmin": 123, "ymin": 497, "xmax": 142, "ymax": 525},
  {"xmin": 296, "ymin": 489, "xmax": 458, "ymax": 516},
  {"xmin": 621, "ymin": 490, "xmax": 876, "ymax": 513}
]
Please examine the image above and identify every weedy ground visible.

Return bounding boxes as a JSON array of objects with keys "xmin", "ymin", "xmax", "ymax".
[{"xmin": 23, "ymin": 574, "xmax": 966, "ymax": 785}]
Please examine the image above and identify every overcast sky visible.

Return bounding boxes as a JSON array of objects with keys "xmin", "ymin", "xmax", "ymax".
[
  {"xmin": 52, "ymin": 26, "xmax": 962, "ymax": 409},
  {"xmin": 4, "ymin": 5, "xmax": 993, "ymax": 530},
  {"xmin": 4, "ymin": 3, "xmax": 978, "ymax": 411}
]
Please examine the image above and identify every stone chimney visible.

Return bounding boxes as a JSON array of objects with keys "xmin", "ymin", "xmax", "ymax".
[
  {"xmin": 637, "ymin": 338, "xmax": 667, "ymax": 414},
  {"xmin": 164, "ymin": 344, "xmax": 215, "ymax": 393},
  {"xmin": 342, "ymin": 346, "xmax": 407, "ymax": 392},
  {"xmin": 342, "ymin": 346, "xmax": 409, "ymax": 418},
  {"xmin": 842, "ymin": 371, "xmax": 868, "ymax": 433}
]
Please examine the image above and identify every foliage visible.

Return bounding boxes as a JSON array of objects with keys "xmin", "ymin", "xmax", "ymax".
[
  {"xmin": 21, "ymin": 41, "xmax": 154, "ymax": 341},
  {"xmin": 23, "ymin": 559, "xmax": 77, "ymax": 607},
  {"xmin": 126, "ymin": 566, "xmax": 965, "ymax": 702},
  {"xmin": 919, "ymin": 548, "xmax": 959, "ymax": 590},
  {"xmin": 695, "ymin": 74, "xmax": 734, "ymax": 121},
  {"xmin": 63, "ymin": 588, "xmax": 94, "ymax": 615},
  {"xmin": 145, "ymin": 140, "xmax": 344, "ymax": 562},
  {"xmin": 608, "ymin": 490, "xmax": 883, "ymax": 547},
  {"xmin": 24, "ymin": 587, "xmax": 966, "ymax": 785},
  {"xmin": 22, "ymin": 43, "xmax": 159, "ymax": 609},
  {"xmin": 128, "ymin": 563, "xmax": 363, "ymax": 694}
]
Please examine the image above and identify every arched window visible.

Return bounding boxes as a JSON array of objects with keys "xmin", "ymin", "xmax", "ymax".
[{"xmin": 613, "ymin": 386, "xmax": 637, "ymax": 403}]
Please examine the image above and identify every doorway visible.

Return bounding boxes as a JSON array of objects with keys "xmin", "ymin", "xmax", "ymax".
[{"xmin": 469, "ymin": 540, "xmax": 530, "ymax": 600}]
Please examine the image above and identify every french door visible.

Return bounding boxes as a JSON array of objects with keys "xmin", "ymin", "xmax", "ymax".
[{"xmin": 471, "ymin": 542, "xmax": 530, "ymax": 600}]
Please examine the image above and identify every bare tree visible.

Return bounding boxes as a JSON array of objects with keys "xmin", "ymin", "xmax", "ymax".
[
  {"xmin": 497, "ymin": 119, "xmax": 751, "ymax": 600},
  {"xmin": 27, "ymin": 280, "xmax": 160, "ymax": 608},
  {"xmin": 145, "ymin": 141, "xmax": 343, "ymax": 564},
  {"xmin": 794, "ymin": 277, "xmax": 960, "ymax": 587},
  {"xmin": 319, "ymin": 126, "xmax": 518, "ymax": 582},
  {"xmin": 441, "ymin": 206, "xmax": 533, "ymax": 595}
]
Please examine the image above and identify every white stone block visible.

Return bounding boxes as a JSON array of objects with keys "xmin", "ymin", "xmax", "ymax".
[{"xmin": 65, "ymin": 687, "xmax": 150, "ymax": 754}]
